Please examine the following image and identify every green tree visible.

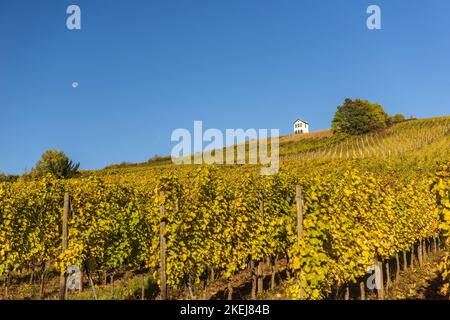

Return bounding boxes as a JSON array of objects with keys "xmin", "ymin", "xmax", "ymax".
[
  {"xmin": 393, "ymin": 114, "xmax": 405, "ymax": 122},
  {"xmin": 0, "ymin": 172, "xmax": 19, "ymax": 182},
  {"xmin": 331, "ymin": 98, "xmax": 389, "ymax": 135},
  {"xmin": 32, "ymin": 150, "xmax": 79, "ymax": 179},
  {"xmin": 391, "ymin": 113, "xmax": 406, "ymax": 124}
]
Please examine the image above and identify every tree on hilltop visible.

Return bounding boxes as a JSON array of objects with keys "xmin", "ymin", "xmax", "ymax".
[
  {"xmin": 32, "ymin": 150, "xmax": 79, "ymax": 179},
  {"xmin": 332, "ymin": 98, "xmax": 389, "ymax": 135}
]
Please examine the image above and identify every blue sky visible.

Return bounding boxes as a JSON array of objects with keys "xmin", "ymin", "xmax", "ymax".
[{"xmin": 1, "ymin": 0, "xmax": 449, "ymax": 174}]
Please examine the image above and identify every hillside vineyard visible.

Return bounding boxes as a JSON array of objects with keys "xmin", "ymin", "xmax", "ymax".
[{"xmin": 1, "ymin": 116, "xmax": 450, "ymax": 299}]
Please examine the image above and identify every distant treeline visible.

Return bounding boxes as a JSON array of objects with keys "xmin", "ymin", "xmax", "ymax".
[
  {"xmin": 103, "ymin": 155, "xmax": 172, "ymax": 170},
  {"xmin": 0, "ymin": 173, "xmax": 19, "ymax": 182}
]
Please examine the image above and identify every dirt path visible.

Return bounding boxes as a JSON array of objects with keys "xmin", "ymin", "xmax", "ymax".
[
  {"xmin": 386, "ymin": 252, "xmax": 448, "ymax": 300},
  {"xmin": 208, "ymin": 252, "xmax": 450, "ymax": 300}
]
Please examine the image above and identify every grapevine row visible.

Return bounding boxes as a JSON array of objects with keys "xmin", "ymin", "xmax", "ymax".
[{"xmin": 0, "ymin": 163, "xmax": 447, "ymax": 299}]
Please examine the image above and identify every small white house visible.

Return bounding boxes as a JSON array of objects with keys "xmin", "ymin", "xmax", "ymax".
[{"xmin": 293, "ymin": 119, "xmax": 309, "ymax": 134}]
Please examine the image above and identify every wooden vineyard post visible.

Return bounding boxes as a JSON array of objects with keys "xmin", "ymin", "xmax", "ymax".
[
  {"xmin": 159, "ymin": 191, "xmax": 168, "ymax": 300},
  {"xmin": 418, "ymin": 240, "xmax": 423, "ymax": 267},
  {"xmin": 360, "ymin": 281, "xmax": 365, "ymax": 300},
  {"xmin": 141, "ymin": 273, "xmax": 145, "ymax": 300},
  {"xmin": 422, "ymin": 239, "xmax": 426, "ymax": 262},
  {"xmin": 257, "ymin": 262, "xmax": 263, "ymax": 296},
  {"xmin": 395, "ymin": 253, "xmax": 400, "ymax": 283},
  {"xmin": 79, "ymin": 267, "xmax": 83, "ymax": 293},
  {"xmin": 270, "ymin": 257, "xmax": 276, "ymax": 290},
  {"xmin": 385, "ymin": 260, "xmax": 392, "ymax": 292},
  {"xmin": 295, "ymin": 185, "xmax": 304, "ymax": 299},
  {"xmin": 344, "ymin": 286, "xmax": 350, "ymax": 300},
  {"xmin": 257, "ymin": 193, "xmax": 264, "ymax": 296},
  {"xmin": 59, "ymin": 192, "xmax": 70, "ymax": 300},
  {"xmin": 227, "ymin": 279, "xmax": 233, "ymax": 300},
  {"xmin": 296, "ymin": 186, "xmax": 304, "ymax": 244},
  {"xmin": 39, "ymin": 264, "xmax": 47, "ymax": 299},
  {"xmin": 421, "ymin": 240, "xmax": 424, "ymax": 265},
  {"xmin": 403, "ymin": 250, "xmax": 407, "ymax": 271},
  {"xmin": 84, "ymin": 261, "xmax": 97, "ymax": 300},
  {"xmin": 4, "ymin": 271, "xmax": 9, "ymax": 299},
  {"xmin": 69, "ymin": 199, "xmax": 82, "ymax": 294},
  {"xmin": 250, "ymin": 260, "xmax": 257, "ymax": 299}
]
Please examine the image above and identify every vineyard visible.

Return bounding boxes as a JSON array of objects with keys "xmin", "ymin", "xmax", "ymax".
[
  {"xmin": 282, "ymin": 117, "xmax": 450, "ymax": 160},
  {"xmin": 1, "ymin": 116, "xmax": 450, "ymax": 300}
]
